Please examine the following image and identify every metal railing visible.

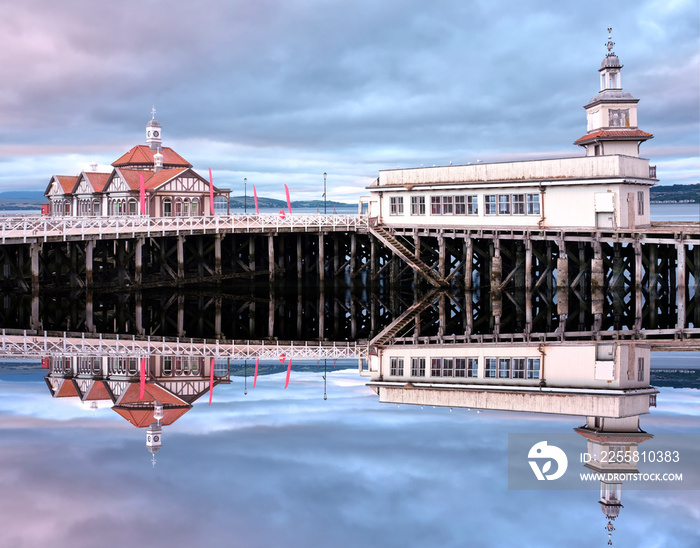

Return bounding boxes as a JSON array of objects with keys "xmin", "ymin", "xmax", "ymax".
[
  {"xmin": 0, "ymin": 213, "xmax": 369, "ymax": 243},
  {"xmin": 0, "ymin": 330, "xmax": 368, "ymax": 360}
]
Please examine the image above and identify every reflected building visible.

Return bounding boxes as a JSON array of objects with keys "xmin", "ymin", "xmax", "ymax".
[
  {"xmin": 364, "ymin": 341, "xmax": 656, "ymax": 416},
  {"xmin": 45, "ymin": 355, "xmax": 230, "ymax": 464}
]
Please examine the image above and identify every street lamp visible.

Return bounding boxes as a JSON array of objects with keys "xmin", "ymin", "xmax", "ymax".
[
  {"xmin": 323, "ymin": 172, "xmax": 327, "ymax": 214},
  {"xmin": 244, "ymin": 178, "xmax": 247, "ymax": 213}
]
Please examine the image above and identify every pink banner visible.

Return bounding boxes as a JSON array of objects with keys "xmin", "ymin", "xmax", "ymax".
[
  {"xmin": 208, "ymin": 357, "xmax": 215, "ymax": 405},
  {"xmin": 284, "ymin": 358, "xmax": 292, "ymax": 389},
  {"xmin": 285, "ymin": 184, "xmax": 292, "ymax": 214},
  {"xmin": 208, "ymin": 168, "xmax": 215, "ymax": 215},
  {"xmin": 253, "ymin": 358, "xmax": 259, "ymax": 388},
  {"xmin": 139, "ymin": 358, "xmax": 146, "ymax": 400},
  {"xmin": 253, "ymin": 185, "xmax": 259, "ymax": 214},
  {"xmin": 139, "ymin": 173, "xmax": 146, "ymax": 215}
]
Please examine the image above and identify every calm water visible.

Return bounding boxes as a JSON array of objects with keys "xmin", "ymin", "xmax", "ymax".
[{"xmin": 0, "ymin": 201, "xmax": 698, "ymax": 547}]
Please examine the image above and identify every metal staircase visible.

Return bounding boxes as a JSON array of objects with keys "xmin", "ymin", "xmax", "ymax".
[
  {"xmin": 369, "ymin": 287, "xmax": 443, "ymax": 346},
  {"xmin": 369, "ymin": 226, "xmax": 448, "ymax": 288}
]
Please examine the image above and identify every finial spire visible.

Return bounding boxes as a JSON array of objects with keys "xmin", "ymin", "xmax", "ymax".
[
  {"xmin": 151, "ymin": 106, "xmax": 156, "ymax": 120},
  {"xmin": 606, "ymin": 27, "xmax": 615, "ymax": 56}
]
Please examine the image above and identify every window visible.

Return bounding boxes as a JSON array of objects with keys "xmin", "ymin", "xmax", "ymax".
[
  {"xmin": 527, "ymin": 194, "xmax": 540, "ymax": 215},
  {"xmin": 637, "ymin": 357, "xmax": 645, "ymax": 382},
  {"xmin": 442, "ymin": 196, "xmax": 453, "ymax": 215},
  {"xmin": 498, "ymin": 195, "xmax": 510, "ymax": 215},
  {"xmin": 128, "ymin": 199, "xmax": 138, "ymax": 215},
  {"xmin": 163, "ymin": 357, "xmax": 173, "ymax": 375},
  {"xmin": 410, "ymin": 196, "xmax": 426, "ymax": 215},
  {"xmin": 485, "ymin": 195, "xmax": 497, "ymax": 215},
  {"xmin": 498, "ymin": 358, "xmax": 511, "ymax": 378},
  {"xmin": 390, "ymin": 357, "xmax": 404, "ymax": 376},
  {"xmin": 390, "ymin": 197, "xmax": 404, "ymax": 215},
  {"xmin": 512, "ymin": 358, "xmax": 525, "ymax": 379},
  {"xmin": 191, "ymin": 198, "xmax": 199, "ymax": 216},
  {"xmin": 512, "ymin": 194, "xmax": 525, "ymax": 215},
  {"xmin": 431, "ymin": 358, "xmax": 442, "ymax": 377},
  {"xmin": 637, "ymin": 191, "xmax": 644, "ymax": 215},
  {"xmin": 527, "ymin": 358, "xmax": 540, "ymax": 379},
  {"xmin": 454, "ymin": 196, "xmax": 466, "ymax": 215},
  {"xmin": 455, "ymin": 358, "xmax": 466, "ymax": 377},
  {"xmin": 411, "ymin": 357, "xmax": 426, "ymax": 377},
  {"xmin": 431, "ymin": 196, "xmax": 441, "ymax": 215},
  {"xmin": 485, "ymin": 358, "xmax": 497, "ymax": 378},
  {"xmin": 163, "ymin": 198, "xmax": 172, "ymax": 216},
  {"xmin": 467, "ymin": 358, "xmax": 479, "ymax": 378},
  {"xmin": 442, "ymin": 358, "xmax": 453, "ymax": 377},
  {"xmin": 467, "ymin": 195, "xmax": 478, "ymax": 215}
]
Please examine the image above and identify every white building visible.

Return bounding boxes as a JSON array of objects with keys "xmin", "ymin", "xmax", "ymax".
[
  {"xmin": 361, "ymin": 31, "xmax": 655, "ymax": 230},
  {"xmin": 44, "ymin": 110, "xmax": 231, "ymax": 217}
]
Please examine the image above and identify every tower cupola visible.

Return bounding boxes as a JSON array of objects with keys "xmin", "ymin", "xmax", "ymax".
[
  {"xmin": 146, "ymin": 106, "xmax": 162, "ymax": 151},
  {"xmin": 574, "ymin": 28, "xmax": 653, "ymax": 157}
]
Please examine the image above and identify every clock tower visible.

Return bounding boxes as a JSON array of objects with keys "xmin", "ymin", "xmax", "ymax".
[{"xmin": 146, "ymin": 106, "xmax": 162, "ymax": 151}]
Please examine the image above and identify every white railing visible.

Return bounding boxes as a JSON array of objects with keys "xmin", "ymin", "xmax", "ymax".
[
  {"xmin": 0, "ymin": 331, "xmax": 368, "ymax": 360},
  {"xmin": 0, "ymin": 213, "xmax": 369, "ymax": 243}
]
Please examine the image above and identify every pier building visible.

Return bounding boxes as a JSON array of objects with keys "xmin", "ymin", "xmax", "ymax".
[
  {"xmin": 44, "ymin": 109, "xmax": 231, "ymax": 217},
  {"xmin": 361, "ymin": 31, "xmax": 656, "ymax": 231}
]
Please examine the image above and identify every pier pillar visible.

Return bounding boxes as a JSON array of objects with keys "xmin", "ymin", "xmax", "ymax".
[
  {"xmin": 85, "ymin": 292, "xmax": 94, "ymax": 333},
  {"xmin": 249, "ymin": 237, "xmax": 256, "ymax": 273},
  {"xmin": 591, "ymin": 240, "xmax": 604, "ymax": 321},
  {"xmin": 297, "ymin": 237, "xmax": 303, "ymax": 281},
  {"xmin": 215, "ymin": 297, "xmax": 222, "ymax": 338},
  {"xmin": 214, "ymin": 234, "xmax": 222, "ymax": 276},
  {"xmin": 31, "ymin": 293, "xmax": 40, "ymax": 331},
  {"xmin": 318, "ymin": 234, "xmax": 325, "ymax": 283},
  {"xmin": 634, "ymin": 240, "xmax": 643, "ymax": 332},
  {"xmin": 350, "ymin": 233, "xmax": 357, "ymax": 278},
  {"xmin": 135, "ymin": 237, "xmax": 144, "ymax": 285},
  {"xmin": 135, "ymin": 292, "xmax": 144, "ymax": 336},
  {"xmin": 85, "ymin": 240, "xmax": 94, "ymax": 288},
  {"xmin": 268, "ymin": 292, "xmax": 275, "ymax": 338},
  {"xmin": 515, "ymin": 242, "xmax": 525, "ymax": 289},
  {"xmin": 438, "ymin": 235, "xmax": 446, "ymax": 279},
  {"xmin": 524, "ymin": 238, "xmax": 532, "ymax": 294},
  {"xmin": 556, "ymin": 241, "xmax": 569, "ymax": 318},
  {"xmin": 465, "ymin": 237, "xmax": 473, "ymax": 291},
  {"xmin": 319, "ymin": 290, "xmax": 325, "ymax": 339},
  {"xmin": 177, "ymin": 236, "xmax": 185, "ymax": 281},
  {"xmin": 414, "ymin": 235, "xmax": 421, "ymax": 287},
  {"xmin": 370, "ymin": 237, "xmax": 377, "ymax": 281},
  {"xmin": 30, "ymin": 243, "xmax": 41, "ymax": 293},
  {"xmin": 490, "ymin": 240, "xmax": 502, "ymax": 295},
  {"xmin": 465, "ymin": 291, "xmax": 473, "ymax": 337},
  {"xmin": 177, "ymin": 294, "xmax": 185, "ymax": 337},
  {"xmin": 677, "ymin": 242, "xmax": 686, "ymax": 330},
  {"xmin": 268, "ymin": 235, "xmax": 275, "ymax": 283}
]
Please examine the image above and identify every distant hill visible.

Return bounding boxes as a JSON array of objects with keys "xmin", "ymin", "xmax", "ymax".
[
  {"xmin": 0, "ymin": 190, "xmax": 46, "ymax": 210},
  {"xmin": 650, "ymin": 183, "xmax": 699, "ymax": 203}
]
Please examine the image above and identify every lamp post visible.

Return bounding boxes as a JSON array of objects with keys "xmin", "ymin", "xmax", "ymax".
[
  {"xmin": 244, "ymin": 178, "xmax": 247, "ymax": 214},
  {"xmin": 323, "ymin": 172, "xmax": 327, "ymax": 214}
]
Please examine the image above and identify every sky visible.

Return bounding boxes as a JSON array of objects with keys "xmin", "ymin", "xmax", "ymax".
[
  {"xmin": 1, "ymin": 361, "xmax": 699, "ymax": 548},
  {"xmin": 0, "ymin": 0, "xmax": 698, "ymax": 201}
]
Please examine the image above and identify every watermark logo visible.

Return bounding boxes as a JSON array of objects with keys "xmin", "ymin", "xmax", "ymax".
[{"xmin": 528, "ymin": 441, "xmax": 568, "ymax": 481}]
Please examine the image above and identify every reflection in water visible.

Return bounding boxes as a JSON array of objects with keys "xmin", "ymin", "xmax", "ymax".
[{"xmin": 2, "ymin": 282, "xmax": 699, "ymax": 546}]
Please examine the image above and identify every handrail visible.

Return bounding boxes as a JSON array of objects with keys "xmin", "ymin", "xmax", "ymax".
[{"xmin": 0, "ymin": 213, "xmax": 370, "ymax": 243}]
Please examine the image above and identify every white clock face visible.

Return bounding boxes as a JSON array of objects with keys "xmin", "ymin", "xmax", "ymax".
[{"xmin": 154, "ymin": 131, "xmax": 160, "ymax": 137}]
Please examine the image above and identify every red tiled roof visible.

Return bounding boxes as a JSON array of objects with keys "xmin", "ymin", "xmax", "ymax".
[
  {"xmin": 113, "ymin": 405, "xmax": 191, "ymax": 428},
  {"xmin": 54, "ymin": 379, "xmax": 79, "ymax": 398},
  {"xmin": 116, "ymin": 382, "xmax": 189, "ymax": 406},
  {"xmin": 82, "ymin": 172, "xmax": 111, "ymax": 193},
  {"xmin": 55, "ymin": 176, "xmax": 78, "ymax": 194},
  {"xmin": 143, "ymin": 168, "xmax": 190, "ymax": 190},
  {"xmin": 83, "ymin": 380, "xmax": 112, "ymax": 401},
  {"xmin": 574, "ymin": 129, "xmax": 653, "ymax": 145},
  {"xmin": 112, "ymin": 145, "xmax": 191, "ymax": 168}
]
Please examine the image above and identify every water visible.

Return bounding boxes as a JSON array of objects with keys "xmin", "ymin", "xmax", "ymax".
[{"xmin": 651, "ymin": 202, "xmax": 699, "ymax": 222}]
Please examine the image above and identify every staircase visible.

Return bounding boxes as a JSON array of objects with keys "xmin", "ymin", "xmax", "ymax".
[
  {"xmin": 370, "ymin": 287, "xmax": 443, "ymax": 346},
  {"xmin": 369, "ymin": 226, "xmax": 447, "ymax": 288}
]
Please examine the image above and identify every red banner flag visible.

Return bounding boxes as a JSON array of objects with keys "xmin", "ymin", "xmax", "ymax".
[
  {"xmin": 208, "ymin": 358, "xmax": 215, "ymax": 405},
  {"xmin": 253, "ymin": 358, "xmax": 259, "ymax": 388},
  {"xmin": 285, "ymin": 184, "xmax": 292, "ymax": 214},
  {"xmin": 139, "ymin": 358, "xmax": 146, "ymax": 400},
  {"xmin": 208, "ymin": 168, "xmax": 215, "ymax": 215},
  {"xmin": 284, "ymin": 358, "xmax": 292, "ymax": 389},
  {"xmin": 253, "ymin": 185, "xmax": 259, "ymax": 214},
  {"xmin": 139, "ymin": 173, "xmax": 146, "ymax": 215}
]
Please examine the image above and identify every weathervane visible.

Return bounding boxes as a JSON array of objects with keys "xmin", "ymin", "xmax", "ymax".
[
  {"xmin": 151, "ymin": 106, "xmax": 156, "ymax": 120},
  {"xmin": 606, "ymin": 27, "xmax": 615, "ymax": 56}
]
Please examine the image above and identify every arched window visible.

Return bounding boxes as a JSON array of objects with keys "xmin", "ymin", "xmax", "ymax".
[
  {"xmin": 93, "ymin": 199, "xmax": 101, "ymax": 216},
  {"xmin": 191, "ymin": 198, "xmax": 199, "ymax": 216},
  {"xmin": 128, "ymin": 199, "xmax": 137, "ymax": 215},
  {"xmin": 175, "ymin": 198, "xmax": 182, "ymax": 216},
  {"xmin": 183, "ymin": 199, "xmax": 190, "ymax": 217},
  {"xmin": 163, "ymin": 198, "xmax": 172, "ymax": 217}
]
